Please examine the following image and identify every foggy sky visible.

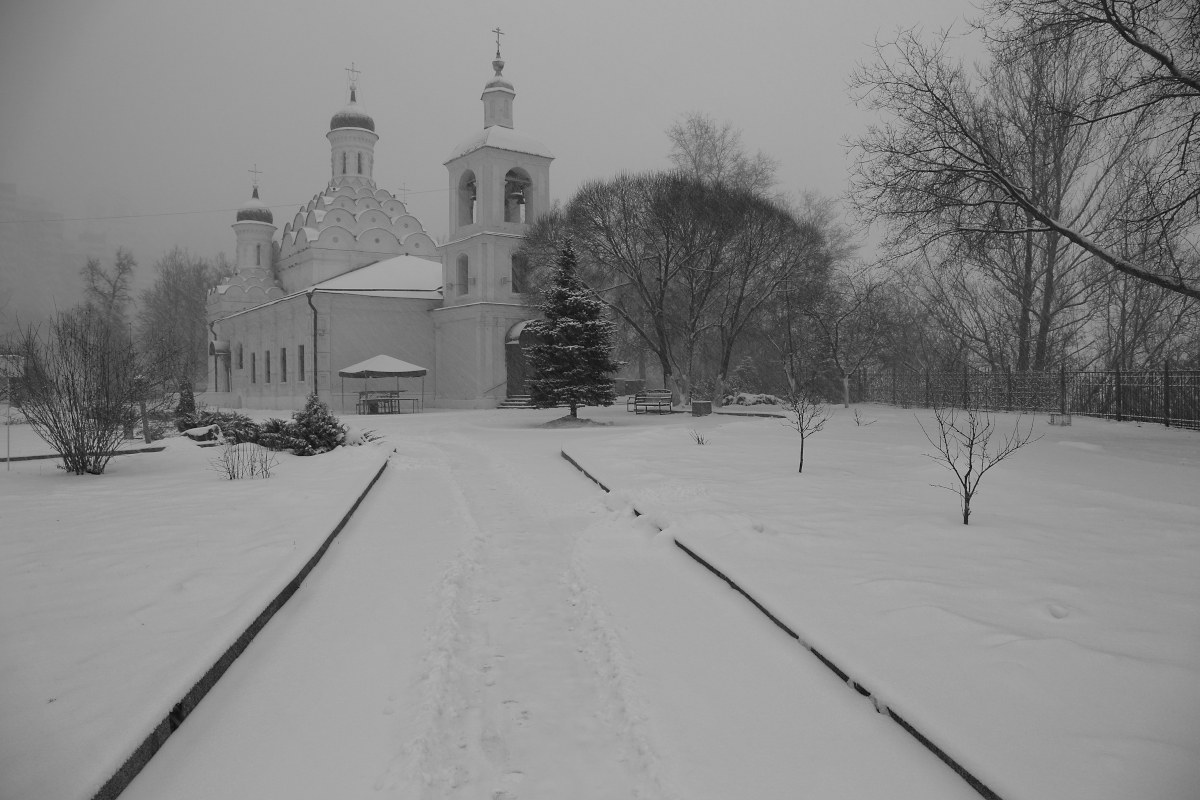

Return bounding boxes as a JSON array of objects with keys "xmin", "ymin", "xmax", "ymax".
[{"xmin": 0, "ymin": 0, "xmax": 977, "ymax": 271}]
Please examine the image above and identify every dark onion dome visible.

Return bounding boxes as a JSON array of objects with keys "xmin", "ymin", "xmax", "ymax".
[
  {"xmin": 236, "ymin": 186, "xmax": 274, "ymax": 224},
  {"xmin": 330, "ymin": 88, "xmax": 375, "ymax": 132}
]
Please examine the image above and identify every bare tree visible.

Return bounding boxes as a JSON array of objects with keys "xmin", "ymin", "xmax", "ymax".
[
  {"xmin": 990, "ymin": 1, "xmax": 1199, "ymax": 249},
  {"xmin": 781, "ymin": 384, "xmax": 831, "ymax": 473},
  {"xmin": 849, "ymin": 17, "xmax": 1199, "ymax": 300},
  {"xmin": 14, "ymin": 307, "xmax": 169, "ymax": 474},
  {"xmin": 667, "ymin": 112, "xmax": 781, "ymax": 195},
  {"xmin": 138, "ymin": 248, "xmax": 221, "ymax": 397},
  {"xmin": 81, "ymin": 248, "xmax": 137, "ymax": 322},
  {"xmin": 917, "ymin": 406, "xmax": 1040, "ymax": 524},
  {"xmin": 805, "ymin": 265, "xmax": 891, "ymax": 407}
]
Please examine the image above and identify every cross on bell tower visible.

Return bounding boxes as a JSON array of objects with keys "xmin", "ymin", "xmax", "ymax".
[{"xmin": 492, "ymin": 27, "xmax": 504, "ymax": 58}]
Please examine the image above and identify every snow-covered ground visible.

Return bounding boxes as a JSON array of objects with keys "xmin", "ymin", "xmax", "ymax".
[
  {"xmin": 120, "ymin": 408, "xmax": 975, "ymax": 800},
  {"xmin": 566, "ymin": 404, "xmax": 1200, "ymax": 800},
  {"xmin": 0, "ymin": 433, "xmax": 390, "ymax": 800},
  {"xmin": 4, "ymin": 403, "xmax": 1196, "ymax": 799}
]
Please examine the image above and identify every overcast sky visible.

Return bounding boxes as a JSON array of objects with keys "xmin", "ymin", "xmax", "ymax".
[{"xmin": 0, "ymin": 0, "xmax": 979, "ymax": 267}]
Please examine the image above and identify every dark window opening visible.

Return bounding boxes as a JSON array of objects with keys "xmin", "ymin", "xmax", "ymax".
[
  {"xmin": 456, "ymin": 254, "xmax": 469, "ymax": 296},
  {"xmin": 357, "ymin": 152, "xmax": 362, "ymax": 174},
  {"xmin": 281, "ymin": 347, "xmax": 287, "ymax": 382},
  {"xmin": 299, "ymin": 344, "xmax": 306, "ymax": 381},
  {"xmin": 237, "ymin": 343, "xmax": 243, "ymax": 370},
  {"xmin": 251, "ymin": 352, "xmax": 256, "ymax": 383},
  {"xmin": 458, "ymin": 171, "xmax": 476, "ymax": 227},
  {"xmin": 265, "ymin": 351, "xmax": 271, "ymax": 384},
  {"xmin": 342, "ymin": 152, "xmax": 347, "ymax": 175},
  {"xmin": 511, "ymin": 253, "xmax": 529, "ymax": 294}
]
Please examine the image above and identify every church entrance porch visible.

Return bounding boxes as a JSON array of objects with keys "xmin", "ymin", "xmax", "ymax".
[{"xmin": 504, "ymin": 320, "xmax": 539, "ymax": 398}]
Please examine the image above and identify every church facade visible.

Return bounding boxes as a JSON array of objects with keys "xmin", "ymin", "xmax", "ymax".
[{"xmin": 205, "ymin": 53, "xmax": 552, "ymax": 411}]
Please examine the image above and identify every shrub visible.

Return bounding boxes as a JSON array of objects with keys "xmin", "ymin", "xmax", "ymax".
[
  {"xmin": 210, "ymin": 441, "xmax": 277, "ymax": 480},
  {"xmin": 14, "ymin": 308, "xmax": 170, "ymax": 474},
  {"xmin": 257, "ymin": 417, "xmax": 305, "ymax": 452},
  {"xmin": 288, "ymin": 393, "xmax": 346, "ymax": 456},
  {"xmin": 173, "ymin": 380, "xmax": 197, "ymax": 431}
]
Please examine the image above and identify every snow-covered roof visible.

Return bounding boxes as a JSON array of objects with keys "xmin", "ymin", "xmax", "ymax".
[
  {"xmin": 313, "ymin": 255, "xmax": 442, "ymax": 298},
  {"xmin": 338, "ymin": 354, "xmax": 427, "ymax": 378},
  {"xmin": 446, "ymin": 125, "xmax": 554, "ymax": 162}
]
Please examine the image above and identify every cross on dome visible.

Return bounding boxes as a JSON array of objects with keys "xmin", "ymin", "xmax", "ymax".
[
  {"xmin": 248, "ymin": 163, "xmax": 262, "ymax": 188},
  {"xmin": 345, "ymin": 62, "xmax": 361, "ymax": 91},
  {"xmin": 492, "ymin": 27, "xmax": 504, "ymax": 59}
]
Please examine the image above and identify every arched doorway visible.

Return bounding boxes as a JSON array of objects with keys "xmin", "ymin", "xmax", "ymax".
[{"xmin": 505, "ymin": 320, "xmax": 539, "ymax": 397}]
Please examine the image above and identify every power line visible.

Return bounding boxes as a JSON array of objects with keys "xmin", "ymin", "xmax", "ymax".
[{"xmin": 0, "ymin": 186, "xmax": 450, "ymax": 225}]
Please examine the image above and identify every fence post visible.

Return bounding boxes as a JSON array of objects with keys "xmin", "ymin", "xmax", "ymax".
[
  {"xmin": 1060, "ymin": 365, "xmax": 1067, "ymax": 416},
  {"xmin": 1163, "ymin": 360, "xmax": 1170, "ymax": 427},
  {"xmin": 1115, "ymin": 365, "xmax": 1123, "ymax": 422}
]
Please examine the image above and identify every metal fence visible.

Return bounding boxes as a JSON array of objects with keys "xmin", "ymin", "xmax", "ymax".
[{"xmin": 860, "ymin": 365, "xmax": 1200, "ymax": 431}]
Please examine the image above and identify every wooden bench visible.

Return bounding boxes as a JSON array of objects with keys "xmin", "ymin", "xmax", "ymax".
[{"xmin": 627, "ymin": 389, "xmax": 674, "ymax": 414}]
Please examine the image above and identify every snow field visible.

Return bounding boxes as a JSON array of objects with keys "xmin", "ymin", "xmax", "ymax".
[
  {"xmin": 563, "ymin": 404, "xmax": 1200, "ymax": 800},
  {"xmin": 0, "ymin": 436, "xmax": 391, "ymax": 800},
  {"xmin": 118, "ymin": 408, "xmax": 986, "ymax": 798}
]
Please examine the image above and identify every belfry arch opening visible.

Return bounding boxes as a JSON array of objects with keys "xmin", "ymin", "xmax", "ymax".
[
  {"xmin": 458, "ymin": 171, "xmax": 476, "ymax": 227},
  {"xmin": 504, "ymin": 168, "xmax": 531, "ymax": 223}
]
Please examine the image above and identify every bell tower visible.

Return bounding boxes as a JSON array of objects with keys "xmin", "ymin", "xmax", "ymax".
[{"xmin": 434, "ymin": 38, "xmax": 554, "ymax": 408}]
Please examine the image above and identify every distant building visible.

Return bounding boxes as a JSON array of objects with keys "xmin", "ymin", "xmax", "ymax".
[{"xmin": 206, "ymin": 52, "xmax": 553, "ymax": 410}]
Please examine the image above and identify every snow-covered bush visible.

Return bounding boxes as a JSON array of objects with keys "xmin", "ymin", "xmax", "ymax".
[
  {"xmin": 725, "ymin": 392, "xmax": 780, "ymax": 407},
  {"xmin": 209, "ymin": 441, "xmax": 277, "ymax": 480},
  {"xmin": 258, "ymin": 394, "xmax": 346, "ymax": 456},
  {"xmin": 256, "ymin": 417, "xmax": 303, "ymax": 452},
  {"xmin": 341, "ymin": 426, "xmax": 381, "ymax": 447},
  {"xmin": 179, "ymin": 408, "xmax": 259, "ymax": 444}
]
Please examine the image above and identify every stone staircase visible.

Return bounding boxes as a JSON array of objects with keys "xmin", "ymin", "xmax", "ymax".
[{"xmin": 497, "ymin": 395, "xmax": 534, "ymax": 409}]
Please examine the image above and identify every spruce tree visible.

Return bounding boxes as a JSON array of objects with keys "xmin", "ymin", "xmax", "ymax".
[
  {"xmin": 289, "ymin": 392, "xmax": 346, "ymax": 455},
  {"xmin": 525, "ymin": 239, "xmax": 620, "ymax": 418}
]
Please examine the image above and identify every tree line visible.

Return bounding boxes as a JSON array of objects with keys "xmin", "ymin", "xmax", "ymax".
[{"xmin": 519, "ymin": 1, "xmax": 1198, "ymax": 404}]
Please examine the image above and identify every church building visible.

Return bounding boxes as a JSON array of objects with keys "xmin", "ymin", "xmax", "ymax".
[{"xmin": 205, "ymin": 50, "xmax": 552, "ymax": 411}]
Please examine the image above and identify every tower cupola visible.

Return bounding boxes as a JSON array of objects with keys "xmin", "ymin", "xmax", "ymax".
[
  {"xmin": 481, "ymin": 45, "xmax": 515, "ymax": 129},
  {"xmin": 327, "ymin": 64, "xmax": 379, "ymax": 185},
  {"xmin": 235, "ymin": 185, "xmax": 273, "ymax": 224},
  {"xmin": 329, "ymin": 87, "xmax": 375, "ymax": 132}
]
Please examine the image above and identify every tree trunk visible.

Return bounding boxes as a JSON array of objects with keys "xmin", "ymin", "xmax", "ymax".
[
  {"xmin": 570, "ymin": 403, "xmax": 578, "ymax": 418},
  {"xmin": 798, "ymin": 432, "xmax": 805, "ymax": 473}
]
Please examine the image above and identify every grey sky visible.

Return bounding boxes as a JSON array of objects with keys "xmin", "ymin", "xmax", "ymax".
[{"xmin": 0, "ymin": 0, "xmax": 977, "ymax": 267}]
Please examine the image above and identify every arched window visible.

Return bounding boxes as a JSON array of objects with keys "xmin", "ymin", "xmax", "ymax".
[
  {"xmin": 255, "ymin": 243, "xmax": 261, "ymax": 266},
  {"xmin": 342, "ymin": 152, "xmax": 347, "ymax": 175},
  {"xmin": 504, "ymin": 169, "xmax": 531, "ymax": 223},
  {"xmin": 511, "ymin": 252, "xmax": 529, "ymax": 294},
  {"xmin": 357, "ymin": 152, "xmax": 362, "ymax": 174},
  {"xmin": 458, "ymin": 171, "xmax": 476, "ymax": 227},
  {"xmin": 456, "ymin": 253, "xmax": 469, "ymax": 296}
]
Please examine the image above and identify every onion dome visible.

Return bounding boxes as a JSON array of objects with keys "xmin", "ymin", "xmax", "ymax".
[
  {"xmin": 236, "ymin": 186, "xmax": 273, "ymax": 224},
  {"xmin": 330, "ymin": 87, "xmax": 375, "ymax": 132},
  {"xmin": 484, "ymin": 58, "xmax": 514, "ymax": 93}
]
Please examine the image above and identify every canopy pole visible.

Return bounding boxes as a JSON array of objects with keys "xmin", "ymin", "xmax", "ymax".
[{"xmin": 341, "ymin": 376, "xmax": 344, "ymax": 414}]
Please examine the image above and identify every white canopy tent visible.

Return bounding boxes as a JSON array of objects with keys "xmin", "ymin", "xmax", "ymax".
[{"xmin": 337, "ymin": 355, "xmax": 427, "ymax": 413}]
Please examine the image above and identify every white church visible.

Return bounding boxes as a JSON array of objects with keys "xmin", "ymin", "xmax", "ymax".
[{"xmin": 205, "ymin": 51, "xmax": 552, "ymax": 411}]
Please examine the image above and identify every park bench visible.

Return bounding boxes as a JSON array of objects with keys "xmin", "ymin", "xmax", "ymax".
[{"xmin": 627, "ymin": 389, "xmax": 674, "ymax": 414}]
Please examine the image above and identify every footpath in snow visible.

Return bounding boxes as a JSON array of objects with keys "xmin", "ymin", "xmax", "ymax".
[{"xmin": 122, "ymin": 409, "xmax": 975, "ymax": 800}]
